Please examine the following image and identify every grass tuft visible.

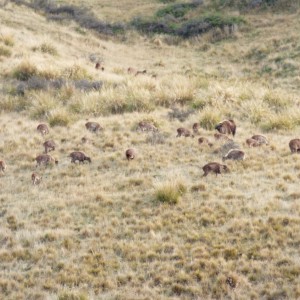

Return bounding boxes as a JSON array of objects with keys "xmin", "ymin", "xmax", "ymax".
[
  {"xmin": 12, "ymin": 61, "xmax": 38, "ymax": 81},
  {"xmin": 155, "ymin": 180, "xmax": 187, "ymax": 205},
  {"xmin": 0, "ymin": 45, "xmax": 11, "ymax": 57}
]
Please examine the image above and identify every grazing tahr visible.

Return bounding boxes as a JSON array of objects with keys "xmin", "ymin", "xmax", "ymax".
[
  {"xmin": 251, "ymin": 135, "xmax": 269, "ymax": 145},
  {"xmin": 85, "ymin": 121, "xmax": 102, "ymax": 133},
  {"xmin": 95, "ymin": 62, "xmax": 104, "ymax": 71},
  {"xmin": 222, "ymin": 149, "xmax": 245, "ymax": 161},
  {"xmin": 32, "ymin": 173, "xmax": 42, "ymax": 185},
  {"xmin": 43, "ymin": 140, "xmax": 56, "ymax": 153},
  {"xmin": 289, "ymin": 138, "xmax": 300, "ymax": 153},
  {"xmin": 37, "ymin": 123, "xmax": 49, "ymax": 136},
  {"xmin": 202, "ymin": 162, "xmax": 229, "ymax": 177},
  {"xmin": 125, "ymin": 149, "xmax": 135, "ymax": 161},
  {"xmin": 127, "ymin": 67, "xmax": 136, "ymax": 74},
  {"xmin": 35, "ymin": 154, "xmax": 58, "ymax": 167},
  {"xmin": 70, "ymin": 151, "xmax": 91, "ymax": 164},
  {"xmin": 176, "ymin": 128, "xmax": 194, "ymax": 138},
  {"xmin": 246, "ymin": 138, "xmax": 261, "ymax": 148},
  {"xmin": 214, "ymin": 132, "xmax": 232, "ymax": 141},
  {"xmin": 135, "ymin": 70, "xmax": 147, "ymax": 76},
  {"xmin": 198, "ymin": 137, "xmax": 213, "ymax": 147},
  {"xmin": 137, "ymin": 121, "xmax": 158, "ymax": 132},
  {"xmin": 0, "ymin": 160, "xmax": 6, "ymax": 173},
  {"xmin": 215, "ymin": 119, "xmax": 236, "ymax": 136},
  {"xmin": 192, "ymin": 123, "xmax": 200, "ymax": 135}
]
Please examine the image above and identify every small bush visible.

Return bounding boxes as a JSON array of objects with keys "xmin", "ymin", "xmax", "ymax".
[
  {"xmin": 0, "ymin": 45, "xmax": 11, "ymax": 57},
  {"xmin": 29, "ymin": 92, "xmax": 57, "ymax": 119},
  {"xmin": 12, "ymin": 61, "xmax": 38, "ymax": 81},
  {"xmin": 155, "ymin": 181, "xmax": 187, "ymax": 205}
]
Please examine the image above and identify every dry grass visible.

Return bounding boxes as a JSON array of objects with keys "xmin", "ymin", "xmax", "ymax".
[{"xmin": 0, "ymin": 2, "xmax": 300, "ymax": 299}]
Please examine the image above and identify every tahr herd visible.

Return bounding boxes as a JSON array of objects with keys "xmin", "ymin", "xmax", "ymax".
[{"xmin": 0, "ymin": 118, "xmax": 299, "ymax": 185}]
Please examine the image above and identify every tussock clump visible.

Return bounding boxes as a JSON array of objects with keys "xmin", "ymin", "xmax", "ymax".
[
  {"xmin": 48, "ymin": 109, "xmax": 73, "ymax": 127},
  {"xmin": 32, "ymin": 42, "xmax": 58, "ymax": 56},
  {"xmin": 155, "ymin": 180, "xmax": 187, "ymax": 205},
  {"xmin": 0, "ymin": 34, "xmax": 14, "ymax": 46},
  {"xmin": 261, "ymin": 114, "xmax": 297, "ymax": 132},
  {"xmin": 0, "ymin": 45, "xmax": 11, "ymax": 57},
  {"xmin": 62, "ymin": 65, "xmax": 91, "ymax": 80},
  {"xmin": 199, "ymin": 108, "xmax": 222, "ymax": 130},
  {"xmin": 12, "ymin": 61, "xmax": 38, "ymax": 81},
  {"xmin": 240, "ymin": 100, "xmax": 269, "ymax": 125}
]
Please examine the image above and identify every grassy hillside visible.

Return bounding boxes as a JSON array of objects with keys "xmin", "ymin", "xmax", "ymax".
[{"xmin": 0, "ymin": 1, "xmax": 300, "ymax": 299}]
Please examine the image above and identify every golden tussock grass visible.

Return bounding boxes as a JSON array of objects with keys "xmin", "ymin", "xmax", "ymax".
[{"xmin": 0, "ymin": 2, "xmax": 300, "ymax": 299}]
